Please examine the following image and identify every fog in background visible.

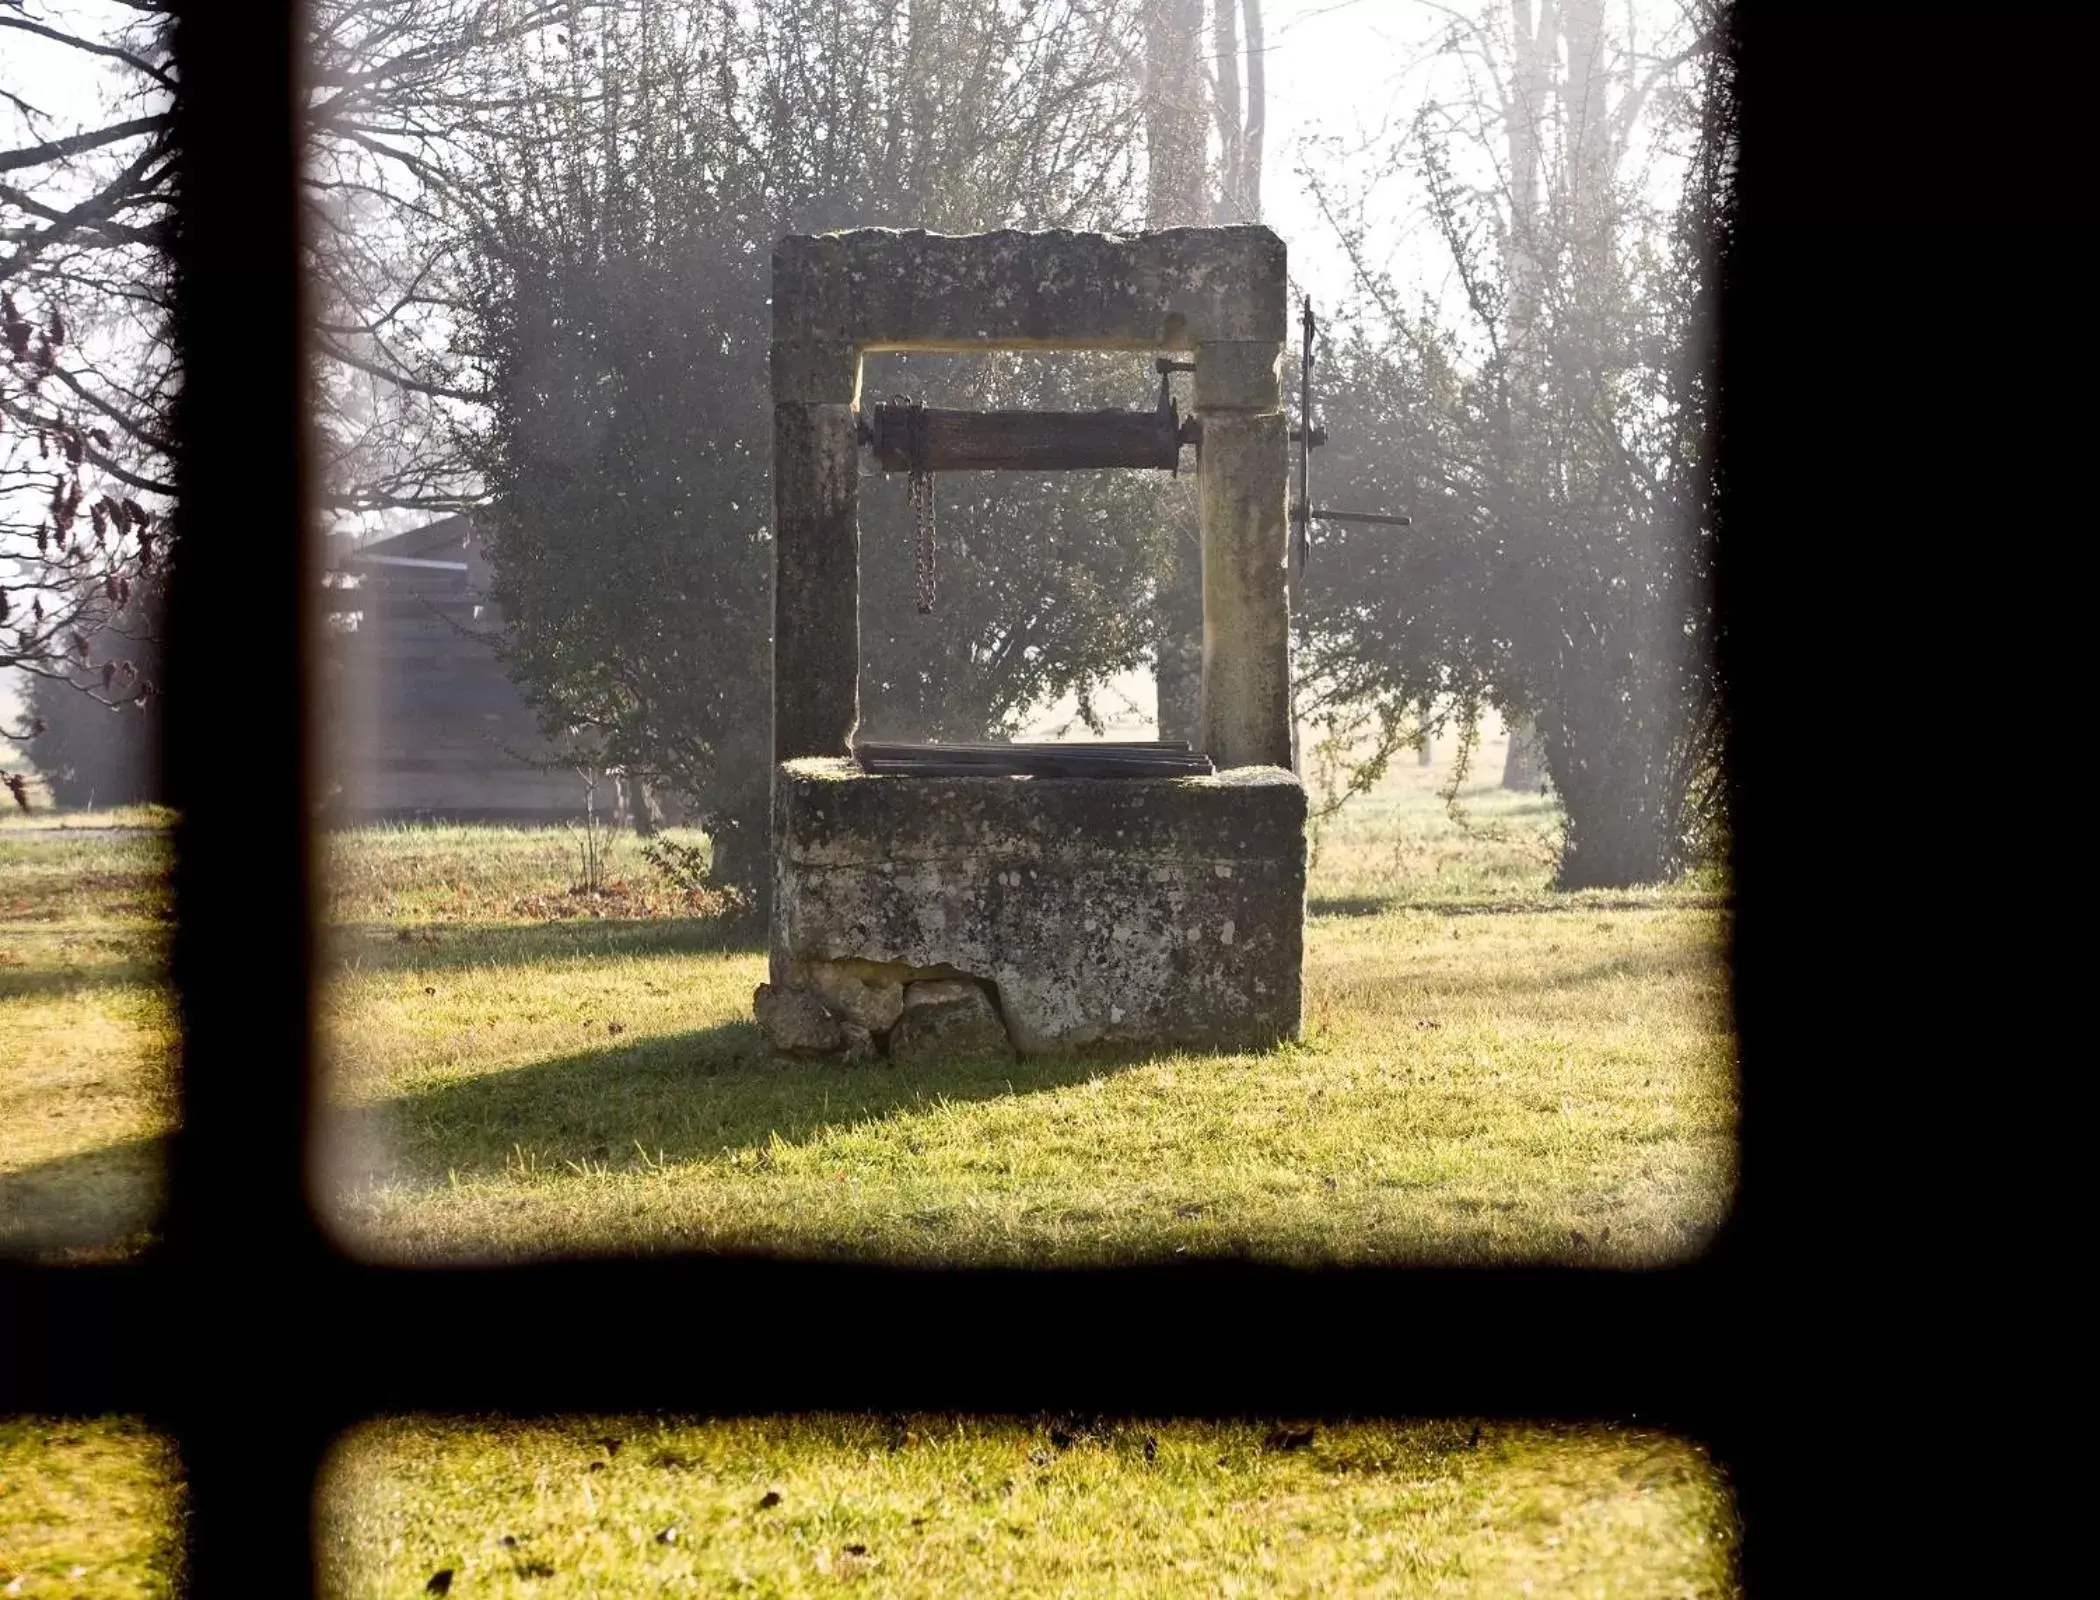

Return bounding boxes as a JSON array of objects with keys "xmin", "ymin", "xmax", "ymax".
[{"xmin": 3, "ymin": 0, "xmax": 1726, "ymax": 887}]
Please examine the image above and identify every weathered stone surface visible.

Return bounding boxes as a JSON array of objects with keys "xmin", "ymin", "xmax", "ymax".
[
  {"xmin": 753, "ymin": 981, "xmax": 845, "ymax": 1056},
  {"xmin": 806, "ymin": 957, "xmax": 907, "ymax": 1033},
  {"xmin": 1193, "ymin": 341, "xmax": 1283, "ymax": 411},
  {"xmin": 839, "ymin": 1022, "xmax": 878, "ymax": 1067},
  {"xmin": 772, "ymin": 402, "xmax": 861, "ymax": 766},
  {"xmin": 888, "ymin": 979, "xmax": 1016, "ymax": 1068},
  {"xmin": 1199, "ymin": 410, "xmax": 1292, "ymax": 770},
  {"xmin": 772, "ymin": 226, "xmax": 1288, "ymax": 402},
  {"xmin": 903, "ymin": 978, "xmax": 986, "ymax": 1008},
  {"xmin": 775, "ymin": 761, "xmax": 1306, "ymax": 1054}
]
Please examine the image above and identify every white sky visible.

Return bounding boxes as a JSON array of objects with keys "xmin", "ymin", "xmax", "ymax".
[
  {"xmin": 0, "ymin": 3, "xmax": 160, "ymax": 732},
  {"xmin": 1261, "ymin": 0, "xmax": 1434, "ymax": 306}
]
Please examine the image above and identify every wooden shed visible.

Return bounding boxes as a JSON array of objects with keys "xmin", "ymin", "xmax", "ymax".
[{"xmin": 321, "ymin": 516, "xmax": 588, "ymax": 822}]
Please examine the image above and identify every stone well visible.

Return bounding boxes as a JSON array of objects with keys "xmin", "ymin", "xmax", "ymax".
[{"xmin": 760, "ymin": 224, "xmax": 1307, "ymax": 1062}]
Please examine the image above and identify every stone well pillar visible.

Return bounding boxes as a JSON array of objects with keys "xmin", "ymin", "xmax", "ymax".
[
  {"xmin": 770, "ymin": 401, "xmax": 861, "ymax": 766},
  {"xmin": 1194, "ymin": 340, "xmax": 1291, "ymax": 771}
]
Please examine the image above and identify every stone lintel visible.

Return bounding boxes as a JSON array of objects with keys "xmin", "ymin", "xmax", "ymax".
[{"xmin": 772, "ymin": 226, "xmax": 1287, "ymax": 402}]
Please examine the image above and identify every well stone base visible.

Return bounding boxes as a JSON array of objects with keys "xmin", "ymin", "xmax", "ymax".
[{"xmin": 769, "ymin": 758, "xmax": 1306, "ymax": 1055}]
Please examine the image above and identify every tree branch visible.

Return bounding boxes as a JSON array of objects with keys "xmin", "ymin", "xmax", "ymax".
[
  {"xmin": 0, "ymin": 18, "xmax": 174, "ymax": 89},
  {"xmin": 0, "ymin": 113, "xmax": 171, "ymax": 174}
]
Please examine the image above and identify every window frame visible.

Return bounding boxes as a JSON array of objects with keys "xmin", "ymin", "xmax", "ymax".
[{"xmin": 0, "ymin": 5, "xmax": 1803, "ymax": 1594}]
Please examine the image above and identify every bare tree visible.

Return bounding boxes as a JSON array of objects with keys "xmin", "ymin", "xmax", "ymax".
[
  {"xmin": 443, "ymin": 0, "xmax": 1162, "ymax": 900},
  {"xmin": 1209, "ymin": 0, "xmax": 1263, "ymax": 223},
  {"xmin": 1142, "ymin": 0, "xmax": 1267, "ymax": 747},
  {"xmin": 0, "ymin": 3, "xmax": 599, "ymax": 810},
  {"xmin": 1296, "ymin": 0, "xmax": 1729, "ymax": 885},
  {"xmin": 0, "ymin": 3, "xmax": 175, "ymax": 795},
  {"xmin": 301, "ymin": 1, "xmax": 576, "ymax": 538}
]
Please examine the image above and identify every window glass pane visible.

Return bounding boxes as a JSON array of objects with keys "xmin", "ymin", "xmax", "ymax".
[
  {"xmin": 305, "ymin": 0, "xmax": 1736, "ymax": 1270},
  {"xmin": 321, "ymin": 1414, "xmax": 1738, "ymax": 1597},
  {"xmin": 0, "ymin": 1416, "xmax": 185, "ymax": 1596}
]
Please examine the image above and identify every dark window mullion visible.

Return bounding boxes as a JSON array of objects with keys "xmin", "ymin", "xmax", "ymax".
[{"xmin": 164, "ymin": 5, "xmax": 324, "ymax": 1594}]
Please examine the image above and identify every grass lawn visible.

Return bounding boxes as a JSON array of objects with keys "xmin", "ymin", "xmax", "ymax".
[
  {"xmin": 0, "ymin": 764, "xmax": 1739, "ymax": 1596},
  {"xmin": 1, "ymin": 755, "xmax": 1735, "ymax": 1266},
  {"xmin": 0, "ymin": 1417, "xmax": 185, "ymax": 1598},
  {"xmin": 0, "ymin": 1413, "xmax": 1737, "ymax": 1597},
  {"xmin": 319, "ymin": 757, "xmax": 1734, "ymax": 1266},
  {"xmin": 321, "ymin": 1414, "xmax": 1738, "ymax": 1598},
  {"xmin": 0, "ymin": 809, "xmax": 177, "ymax": 1261}
]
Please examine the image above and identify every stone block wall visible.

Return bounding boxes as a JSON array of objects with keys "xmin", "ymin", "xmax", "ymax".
[{"xmin": 772, "ymin": 759, "xmax": 1305, "ymax": 1055}]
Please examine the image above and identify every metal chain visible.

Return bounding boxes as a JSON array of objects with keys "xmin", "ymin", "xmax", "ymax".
[
  {"xmin": 907, "ymin": 399, "xmax": 936, "ymax": 614},
  {"xmin": 910, "ymin": 468, "xmax": 936, "ymax": 614}
]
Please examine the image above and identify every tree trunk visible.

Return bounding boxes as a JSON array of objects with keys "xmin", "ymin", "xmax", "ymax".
[
  {"xmin": 1210, "ymin": 0, "xmax": 1242, "ymax": 222},
  {"xmin": 1560, "ymin": 0, "xmax": 1613, "ymax": 278},
  {"xmin": 708, "ymin": 777, "xmax": 772, "ymax": 927},
  {"xmin": 619, "ymin": 772, "xmax": 663, "ymax": 836},
  {"xmin": 1551, "ymin": 733, "xmax": 1670, "ymax": 887},
  {"xmin": 1145, "ymin": 0, "xmax": 1209, "ymax": 744},
  {"xmin": 1555, "ymin": 814, "xmax": 1669, "ymax": 888},
  {"xmin": 1501, "ymin": 713, "xmax": 1544, "ymax": 791},
  {"xmin": 1501, "ymin": 0, "xmax": 1648, "ymax": 876},
  {"xmin": 1240, "ymin": 0, "xmax": 1265, "ymax": 219},
  {"xmin": 1503, "ymin": 0, "xmax": 1551, "ymax": 354},
  {"xmin": 1144, "ymin": 0, "xmax": 1207, "ymax": 228}
]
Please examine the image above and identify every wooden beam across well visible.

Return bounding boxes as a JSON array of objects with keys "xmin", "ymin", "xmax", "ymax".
[{"xmin": 865, "ymin": 404, "xmax": 1184, "ymax": 473}]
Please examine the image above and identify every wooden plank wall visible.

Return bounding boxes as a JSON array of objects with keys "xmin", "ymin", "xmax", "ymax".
[{"xmin": 322, "ymin": 585, "xmax": 589, "ymax": 822}]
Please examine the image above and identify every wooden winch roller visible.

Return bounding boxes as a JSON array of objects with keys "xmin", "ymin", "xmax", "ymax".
[
  {"xmin": 859, "ymin": 306, "xmax": 1410, "ymax": 620},
  {"xmin": 859, "ymin": 309, "xmax": 1413, "ymax": 538},
  {"xmin": 860, "ymin": 366, "xmax": 1194, "ymax": 474}
]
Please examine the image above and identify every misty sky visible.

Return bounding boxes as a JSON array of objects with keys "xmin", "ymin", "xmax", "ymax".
[{"xmin": 1, "ymin": 0, "xmax": 1682, "ymax": 738}]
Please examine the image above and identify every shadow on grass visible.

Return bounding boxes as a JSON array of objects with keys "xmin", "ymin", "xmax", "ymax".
[
  {"xmin": 0, "ymin": 951, "xmax": 168, "ymax": 1004},
  {"xmin": 328, "ymin": 1019, "xmax": 1173, "ymax": 1189},
  {"xmin": 1308, "ymin": 892, "xmax": 1733, "ymax": 920},
  {"xmin": 0, "ymin": 1132, "xmax": 165, "ymax": 1261},
  {"xmin": 333, "ymin": 927, "xmax": 1722, "ymax": 1191},
  {"xmin": 0, "ymin": 860, "xmax": 169, "ymax": 913},
  {"xmin": 1307, "ymin": 895, "xmax": 1397, "ymax": 919},
  {"xmin": 326, "ymin": 917, "xmax": 764, "ymax": 976}
]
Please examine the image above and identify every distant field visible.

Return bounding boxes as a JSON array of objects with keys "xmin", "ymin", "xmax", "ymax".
[{"xmin": 0, "ymin": 748, "xmax": 1734, "ymax": 1267}]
